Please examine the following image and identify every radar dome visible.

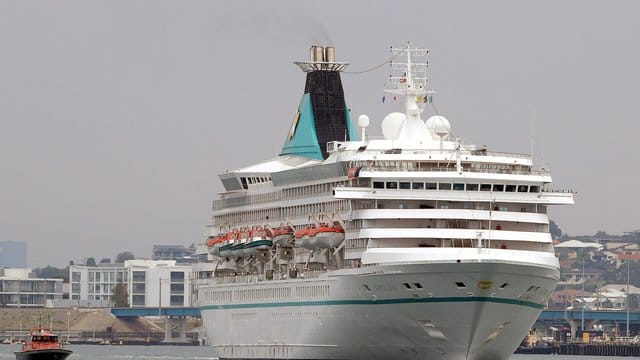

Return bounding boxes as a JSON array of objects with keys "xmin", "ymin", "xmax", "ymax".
[
  {"xmin": 426, "ymin": 115, "xmax": 451, "ymax": 138},
  {"xmin": 381, "ymin": 112, "xmax": 405, "ymax": 140},
  {"xmin": 357, "ymin": 114, "xmax": 370, "ymax": 128}
]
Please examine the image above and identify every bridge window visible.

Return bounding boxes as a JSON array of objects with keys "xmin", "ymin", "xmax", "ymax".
[
  {"xmin": 505, "ymin": 185, "xmax": 516, "ymax": 192},
  {"xmin": 426, "ymin": 182, "xmax": 437, "ymax": 190},
  {"xmin": 529, "ymin": 185, "xmax": 540, "ymax": 193},
  {"xmin": 412, "ymin": 182, "xmax": 424, "ymax": 190},
  {"xmin": 399, "ymin": 182, "xmax": 411, "ymax": 189},
  {"xmin": 466, "ymin": 184, "xmax": 479, "ymax": 191},
  {"xmin": 453, "ymin": 183, "xmax": 465, "ymax": 191},
  {"xmin": 480, "ymin": 184, "xmax": 492, "ymax": 191},
  {"xmin": 517, "ymin": 185, "xmax": 528, "ymax": 192},
  {"xmin": 439, "ymin": 183, "xmax": 451, "ymax": 190},
  {"xmin": 373, "ymin": 181, "xmax": 384, "ymax": 189},
  {"xmin": 493, "ymin": 184, "xmax": 504, "ymax": 192},
  {"xmin": 386, "ymin": 182, "xmax": 398, "ymax": 189}
]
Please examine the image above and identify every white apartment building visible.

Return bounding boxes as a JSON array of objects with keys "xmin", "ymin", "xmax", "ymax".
[
  {"xmin": 69, "ymin": 260, "xmax": 192, "ymax": 307},
  {"xmin": 0, "ymin": 268, "xmax": 63, "ymax": 307}
]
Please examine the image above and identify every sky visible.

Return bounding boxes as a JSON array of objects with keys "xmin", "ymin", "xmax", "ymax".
[{"xmin": 1, "ymin": 1, "xmax": 639, "ymax": 267}]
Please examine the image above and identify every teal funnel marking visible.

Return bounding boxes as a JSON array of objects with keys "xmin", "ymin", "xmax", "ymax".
[{"xmin": 280, "ymin": 94, "xmax": 323, "ymax": 160}]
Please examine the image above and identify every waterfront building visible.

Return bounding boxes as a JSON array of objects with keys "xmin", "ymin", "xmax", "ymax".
[
  {"xmin": 69, "ymin": 260, "xmax": 193, "ymax": 307},
  {"xmin": 0, "ymin": 241, "xmax": 27, "ymax": 268},
  {"xmin": 151, "ymin": 244, "xmax": 195, "ymax": 263},
  {"xmin": 0, "ymin": 268, "xmax": 63, "ymax": 307}
]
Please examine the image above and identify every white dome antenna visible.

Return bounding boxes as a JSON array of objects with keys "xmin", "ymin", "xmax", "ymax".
[
  {"xmin": 358, "ymin": 115, "xmax": 370, "ymax": 140},
  {"xmin": 381, "ymin": 112, "xmax": 406, "ymax": 140},
  {"xmin": 426, "ymin": 115, "xmax": 451, "ymax": 148}
]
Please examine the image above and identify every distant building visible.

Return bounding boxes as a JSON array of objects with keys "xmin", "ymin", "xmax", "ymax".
[
  {"xmin": 0, "ymin": 268, "xmax": 64, "ymax": 307},
  {"xmin": 69, "ymin": 260, "xmax": 193, "ymax": 307},
  {"xmin": 0, "ymin": 241, "xmax": 27, "ymax": 268},
  {"xmin": 151, "ymin": 244, "xmax": 196, "ymax": 263}
]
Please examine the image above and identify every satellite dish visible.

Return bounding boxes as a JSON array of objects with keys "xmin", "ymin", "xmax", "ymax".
[{"xmin": 381, "ymin": 112, "xmax": 405, "ymax": 140}]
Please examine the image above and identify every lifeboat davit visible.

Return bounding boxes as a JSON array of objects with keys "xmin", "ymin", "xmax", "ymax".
[
  {"xmin": 245, "ymin": 228, "xmax": 273, "ymax": 256},
  {"xmin": 272, "ymin": 225, "xmax": 295, "ymax": 247},
  {"xmin": 206, "ymin": 234, "xmax": 226, "ymax": 256}
]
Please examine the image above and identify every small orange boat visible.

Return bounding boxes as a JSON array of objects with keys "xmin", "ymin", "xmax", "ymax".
[{"xmin": 14, "ymin": 327, "xmax": 72, "ymax": 360}]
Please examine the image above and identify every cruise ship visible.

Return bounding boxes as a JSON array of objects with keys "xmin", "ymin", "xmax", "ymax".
[{"xmin": 197, "ymin": 44, "xmax": 574, "ymax": 360}]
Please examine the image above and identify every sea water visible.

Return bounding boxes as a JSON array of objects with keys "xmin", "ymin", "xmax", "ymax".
[{"xmin": 0, "ymin": 344, "xmax": 625, "ymax": 360}]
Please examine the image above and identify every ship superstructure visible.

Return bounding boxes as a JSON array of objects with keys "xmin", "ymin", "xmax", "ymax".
[{"xmin": 197, "ymin": 44, "xmax": 574, "ymax": 360}]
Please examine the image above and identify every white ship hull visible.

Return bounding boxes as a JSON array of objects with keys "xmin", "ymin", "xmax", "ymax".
[{"xmin": 199, "ymin": 258, "xmax": 558, "ymax": 360}]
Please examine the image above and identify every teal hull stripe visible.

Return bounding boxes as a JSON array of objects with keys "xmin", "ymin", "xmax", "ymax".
[
  {"xmin": 244, "ymin": 240, "xmax": 273, "ymax": 249},
  {"xmin": 200, "ymin": 296, "xmax": 544, "ymax": 311}
]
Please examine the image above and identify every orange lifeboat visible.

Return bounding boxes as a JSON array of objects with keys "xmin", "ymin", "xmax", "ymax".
[
  {"xmin": 220, "ymin": 231, "xmax": 239, "ymax": 258},
  {"xmin": 273, "ymin": 225, "xmax": 295, "ymax": 247},
  {"xmin": 206, "ymin": 234, "xmax": 226, "ymax": 256},
  {"xmin": 307, "ymin": 224, "xmax": 345, "ymax": 249},
  {"xmin": 246, "ymin": 228, "xmax": 273, "ymax": 254}
]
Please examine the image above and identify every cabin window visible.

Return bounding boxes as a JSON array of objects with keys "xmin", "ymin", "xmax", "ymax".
[
  {"xmin": 426, "ymin": 182, "xmax": 437, "ymax": 190},
  {"xmin": 399, "ymin": 182, "xmax": 411, "ymax": 190},
  {"xmin": 373, "ymin": 181, "xmax": 384, "ymax": 189},
  {"xmin": 439, "ymin": 183, "xmax": 452, "ymax": 190},
  {"xmin": 453, "ymin": 183, "xmax": 465, "ymax": 191},
  {"xmin": 466, "ymin": 184, "xmax": 479, "ymax": 191},
  {"xmin": 412, "ymin": 182, "xmax": 424, "ymax": 190},
  {"xmin": 492, "ymin": 184, "xmax": 504, "ymax": 192},
  {"xmin": 480, "ymin": 184, "xmax": 492, "ymax": 191},
  {"xmin": 517, "ymin": 185, "xmax": 528, "ymax": 193}
]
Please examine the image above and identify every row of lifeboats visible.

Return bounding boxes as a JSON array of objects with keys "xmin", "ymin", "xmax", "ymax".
[{"xmin": 206, "ymin": 224, "xmax": 345, "ymax": 258}]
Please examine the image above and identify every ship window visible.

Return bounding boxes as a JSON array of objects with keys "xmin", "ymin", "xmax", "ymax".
[
  {"xmin": 455, "ymin": 282, "xmax": 466, "ymax": 289},
  {"xmin": 500, "ymin": 283, "xmax": 509, "ymax": 289},
  {"xmin": 399, "ymin": 182, "xmax": 411, "ymax": 189},
  {"xmin": 373, "ymin": 181, "xmax": 384, "ymax": 189},
  {"xmin": 403, "ymin": 283, "xmax": 412, "ymax": 289},
  {"xmin": 480, "ymin": 184, "xmax": 492, "ymax": 191},
  {"xmin": 439, "ymin": 183, "xmax": 451, "ymax": 190},
  {"xmin": 386, "ymin": 182, "xmax": 398, "ymax": 189},
  {"xmin": 467, "ymin": 183, "xmax": 479, "ymax": 191},
  {"xmin": 517, "ymin": 185, "xmax": 528, "ymax": 192},
  {"xmin": 492, "ymin": 184, "xmax": 504, "ymax": 192},
  {"xmin": 529, "ymin": 185, "xmax": 540, "ymax": 193},
  {"xmin": 413, "ymin": 283, "xmax": 423, "ymax": 289},
  {"xmin": 426, "ymin": 182, "xmax": 437, "ymax": 190},
  {"xmin": 505, "ymin": 185, "xmax": 516, "ymax": 192},
  {"xmin": 363, "ymin": 285, "xmax": 371, "ymax": 292},
  {"xmin": 412, "ymin": 182, "xmax": 424, "ymax": 190},
  {"xmin": 453, "ymin": 183, "xmax": 465, "ymax": 191}
]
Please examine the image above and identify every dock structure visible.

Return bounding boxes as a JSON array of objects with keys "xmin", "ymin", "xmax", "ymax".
[{"xmin": 111, "ymin": 307, "xmax": 200, "ymax": 343}]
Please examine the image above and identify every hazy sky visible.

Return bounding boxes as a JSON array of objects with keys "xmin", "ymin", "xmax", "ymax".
[{"xmin": 1, "ymin": 1, "xmax": 639, "ymax": 267}]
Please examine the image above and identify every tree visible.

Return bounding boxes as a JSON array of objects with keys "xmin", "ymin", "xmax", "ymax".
[
  {"xmin": 111, "ymin": 282, "xmax": 129, "ymax": 307},
  {"xmin": 549, "ymin": 220, "xmax": 563, "ymax": 239},
  {"xmin": 100, "ymin": 258, "xmax": 111, "ymax": 264},
  {"xmin": 85, "ymin": 257, "xmax": 96, "ymax": 267},
  {"xmin": 115, "ymin": 252, "xmax": 135, "ymax": 263}
]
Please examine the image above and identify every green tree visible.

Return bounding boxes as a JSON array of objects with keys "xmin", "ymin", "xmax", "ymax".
[
  {"xmin": 86, "ymin": 257, "xmax": 96, "ymax": 266},
  {"xmin": 115, "ymin": 252, "xmax": 135, "ymax": 263},
  {"xmin": 549, "ymin": 220, "xmax": 563, "ymax": 239},
  {"xmin": 111, "ymin": 282, "xmax": 129, "ymax": 307},
  {"xmin": 100, "ymin": 258, "xmax": 111, "ymax": 264}
]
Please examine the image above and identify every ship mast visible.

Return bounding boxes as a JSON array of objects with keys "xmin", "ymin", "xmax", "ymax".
[{"xmin": 385, "ymin": 43, "xmax": 435, "ymax": 143}]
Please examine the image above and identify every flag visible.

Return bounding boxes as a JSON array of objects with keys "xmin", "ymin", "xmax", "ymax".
[
  {"xmin": 393, "ymin": 96, "xmax": 396, "ymax": 101},
  {"xmin": 382, "ymin": 96, "xmax": 385, "ymax": 103},
  {"xmin": 399, "ymin": 77, "xmax": 407, "ymax": 83},
  {"xmin": 417, "ymin": 96, "xmax": 423, "ymax": 102}
]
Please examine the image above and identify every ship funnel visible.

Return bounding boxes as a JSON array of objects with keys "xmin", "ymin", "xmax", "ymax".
[
  {"xmin": 284, "ymin": 46, "xmax": 358, "ymax": 160},
  {"xmin": 325, "ymin": 47, "xmax": 335, "ymax": 62},
  {"xmin": 311, "ymin": 46, "xmax": 325, "ymax": 62}
]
